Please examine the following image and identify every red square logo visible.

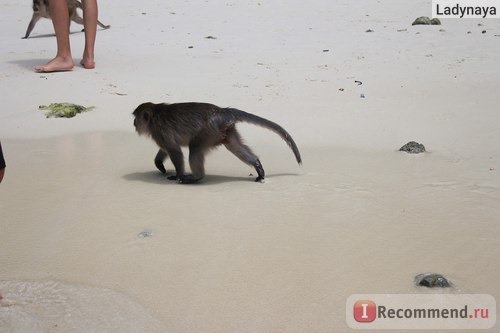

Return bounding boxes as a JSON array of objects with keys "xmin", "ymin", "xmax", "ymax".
[{"xmin": 353, "ymin": 300, "xmax": 376, "ymax": 322}]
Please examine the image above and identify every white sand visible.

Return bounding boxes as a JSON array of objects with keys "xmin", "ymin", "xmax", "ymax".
[{"xmin": 1, "ymin": 1, "xmax": 499, "ymax": 332}]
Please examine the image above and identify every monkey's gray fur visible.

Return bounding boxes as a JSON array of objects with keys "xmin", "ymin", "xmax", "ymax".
[
  {"xmin": 23, "ymin": 0, "xmax": 110, "ymax": 39},
  {"xmin": 133, "ymin": 102, "xmax": 302, "ymax": 184}
]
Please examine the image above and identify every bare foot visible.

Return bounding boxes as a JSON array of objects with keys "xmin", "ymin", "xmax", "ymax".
[
  {"xmin": 80, "ymin": 57, "xmax": 95, "ymax": 69},
  {"xmin": 35, "ymin": 56, "xmax": 74, "ymax": 73}
]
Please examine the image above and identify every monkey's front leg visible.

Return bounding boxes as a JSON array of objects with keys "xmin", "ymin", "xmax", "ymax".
[
  {"xmin": 177, "ymin": 145, "xmax": 206, "ymax": 184},
  {"xmin": 154, "ymin": 149, "xmax": 168, "ymax": 174},
  {"xmin": 166, "ymin": 148, "xmax": 185, "ymax": 181},
  {"xmin": 155, "ymin": 148, "xmax": 178, "ymax": 180}
]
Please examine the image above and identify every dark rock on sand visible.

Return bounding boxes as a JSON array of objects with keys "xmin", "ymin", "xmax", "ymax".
[
  {"xmin": 138, "ymin": 230, "xmax": 153, "ymax": 238},
  {"xmin": 399, "ymin": 141, "xmax": 426, "ymax": 154},
  {"xmin": 412, "ymin": 17, "xmax": 441, "ymax": 25},
  {"xmin": 415, "ymin": 273, "xmax": 451, "ymax": 288}
]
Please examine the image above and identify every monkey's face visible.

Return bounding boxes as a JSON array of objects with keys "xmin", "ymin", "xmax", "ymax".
[
  {"xmin": 132, "ymin": 103, "xmax": 154, "ymax": 136},
  {"xmin": 133, "ymin": 115, "xmax": 150, "ymax": 136}
]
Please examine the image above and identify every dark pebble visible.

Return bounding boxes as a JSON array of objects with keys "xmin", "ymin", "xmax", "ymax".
[
  {"xmin": 399, "ymin": 141, "xmax": 426, "ymax": 154},
  {"xmin": 415, "ymin": 273, "xmax": 451, "ymax": 288}
]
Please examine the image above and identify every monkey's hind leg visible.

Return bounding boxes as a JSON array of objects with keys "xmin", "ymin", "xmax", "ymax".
[
  {"xmin": 164, "ymin": 148, "xmax": 185, "ymax": 181},
  {"xmin": 73, "ymin": 13, "xmax": 110, "ymax": 31},
  {"xmin": 23, "ymin": 13, "xmax": 42, "ymax": 39},
  {"xmin": 96, "ymin": 20, "xmax": 111, "ymax": 30},
  {"xmin": 74, "ymin": 0, "xmax": 110, "ymax": 30},
  {"xmin": 224, "ymin": 128, "xmax": 265, "ymax": 182},
  {"xmin": 154, "ymin": 149, "xmax": 168, "ymax": 174}
]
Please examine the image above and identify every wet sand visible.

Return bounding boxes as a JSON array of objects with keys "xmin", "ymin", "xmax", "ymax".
[
  {"xmin": 1, "ymin": 132, "xmax": 499, "ymax": 332},
  {"xmin": 1, "ymin": 0, "xmax": 500, "ymax": 332}
]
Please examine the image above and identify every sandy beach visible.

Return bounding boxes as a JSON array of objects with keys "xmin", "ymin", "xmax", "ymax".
[{"xmin": 1, "ymin": 1, "xmax": 499, "ymax": 332}]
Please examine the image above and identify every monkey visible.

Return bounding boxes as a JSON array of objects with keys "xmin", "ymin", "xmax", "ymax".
[
  {"xmin": 23, "ymin": 0, "xmax": 110, "ymax": 39},
  {"xmin": 133, "ymin": 102, "xmax": 302, "ymax": 184},
  {"xmin": 0, "ymin": 141, "xmax": 5, "ymax": 184}
]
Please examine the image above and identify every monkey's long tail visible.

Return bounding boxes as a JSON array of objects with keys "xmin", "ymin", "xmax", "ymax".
[{"xmin": 227, "ymin": 108, "xmax": 302, "ymax": 164}]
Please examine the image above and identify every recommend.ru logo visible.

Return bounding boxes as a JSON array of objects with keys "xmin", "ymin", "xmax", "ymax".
[{"xmin": 347, "ymin": 294, "xmax": 496, "ymax": 330}]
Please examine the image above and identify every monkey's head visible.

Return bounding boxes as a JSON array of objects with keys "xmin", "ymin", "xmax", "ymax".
[{"xmin": 133, "ymin": 102, "xmax": 155, "ymax": 136}]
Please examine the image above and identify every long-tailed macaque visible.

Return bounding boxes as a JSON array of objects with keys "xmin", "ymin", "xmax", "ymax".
[
  {"xmin": 133, "ymin": 102, "xmax": 302, "ymax": 183},
  {"xmin": 23, "ymin": 0, "xmax": 110, "ymax": 39}
]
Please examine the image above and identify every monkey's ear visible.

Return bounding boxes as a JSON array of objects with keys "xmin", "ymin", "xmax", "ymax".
[
  {"xmin": 142, "ymin": 106, "xmax": 154, "ymax": 122},
  {"xmin": 133, "ymin": 102, "xmax": 155, "ymax": 121}
]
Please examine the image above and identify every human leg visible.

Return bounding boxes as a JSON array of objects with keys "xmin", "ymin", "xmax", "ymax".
[
  {"xmin": 80, "ymin": 0, "xmax": 98, "ymax": 69},
  {"xmin": 35, "ymin": 0, "xmax": 74, "ymax": 72}
]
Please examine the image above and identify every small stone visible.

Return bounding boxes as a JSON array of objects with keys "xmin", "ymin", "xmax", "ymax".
[
  {"xmin": 399, "ymin": 141, "xmax": 426, "ymax": 154},
  {"xmin": 138, "ymin": 230, "xmax": 153, "ymax": 238},
  {"xmin": 415, "ymin": 273, "xmax": 450, "ymax": 288},
  {"xmin": 430, "ymin": 18, "xmax": 441, "ymax": 25},
  {"xmin": 412, "ymin": 16, "xmax": 432, "ymax": 25}
]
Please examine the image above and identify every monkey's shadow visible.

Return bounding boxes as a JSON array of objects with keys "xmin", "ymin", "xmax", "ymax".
[
  {"xmin": 22, "ymin": 32, "xmax": 56, "ymax": 39},
  {"xmin": 22, "ymin": 30, "xmax": 83, "ymax": 40},
  {"xmin": 123, "ymin": 171, "xmax": 298, "ymax": 185},
  {"xmin": 123, "ymin": 171, "xmax": 251, "ymax": 185}
]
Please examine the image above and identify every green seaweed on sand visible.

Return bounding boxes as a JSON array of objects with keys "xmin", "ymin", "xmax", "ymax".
[{"xmin": 39, "ymin": 103, "xmax": 95, "ymax": 118}]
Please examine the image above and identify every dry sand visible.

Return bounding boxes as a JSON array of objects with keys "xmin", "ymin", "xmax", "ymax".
[{"xmin": 1, "ymin": 1, "xmax": 499, "ymax": 332}]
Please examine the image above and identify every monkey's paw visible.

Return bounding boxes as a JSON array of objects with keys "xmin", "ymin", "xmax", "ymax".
[
  {"xmin": 254, "ymin": 176, "xmax": 265, "ymax": 183},
  {"xmin": 178, "ymin": 175, "xmax": 201, "ymax": 184},
  {"xmin": 155, "ymin": 162, "xmax": 167, "ymax": 174}
]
